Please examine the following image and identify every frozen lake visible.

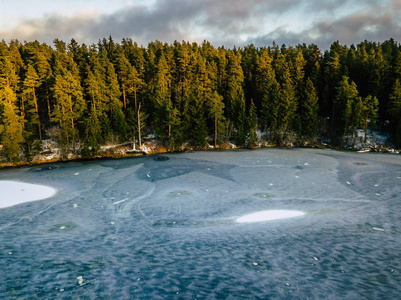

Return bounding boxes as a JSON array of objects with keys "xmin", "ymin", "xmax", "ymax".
[{"xmin": 1, "ymin": 148, "xmax": 401, "ymax": 299}]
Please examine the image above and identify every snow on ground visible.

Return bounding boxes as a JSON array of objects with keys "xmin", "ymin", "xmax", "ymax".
[{"xmin": 0, "ymin": 181, "xmax": 56, "ymax": 209}]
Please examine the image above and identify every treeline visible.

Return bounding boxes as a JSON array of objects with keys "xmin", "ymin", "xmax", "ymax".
[{"xmin": 1, "ymin": 37, "xmax": 401, "ymax": 161}]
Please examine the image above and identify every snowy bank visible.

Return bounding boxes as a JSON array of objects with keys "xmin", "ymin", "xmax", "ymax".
[{"xmin": 0, "ymin": 181, "xmax": 56, "ymax": 209}]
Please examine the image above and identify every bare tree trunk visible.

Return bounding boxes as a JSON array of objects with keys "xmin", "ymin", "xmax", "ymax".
[
  {"xmin": 215, "ymin": 114, "xmax": 218, "ymax": 148},
  {"xmin": 33, "ymin": 88, "xmax": 42, "ymax": 141},
  {"xmin": 364, "ymin": 120, "xmax": 368, "ymax": 143},
  {"xmin": 138, "ymin": 103, "xmax": 142, "ymax": 147},
  {"xmin": 134, "ymin": 89, "xmax": 137, "ymax": 109},
  {"xmin": 123, "ymin": 87, "xmax": 127, "ymax": 110}
]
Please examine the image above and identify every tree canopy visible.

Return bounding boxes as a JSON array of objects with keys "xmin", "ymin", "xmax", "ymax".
[{"xmin": 1, "ymin": 37, "xmax": 401, "ymax": 160}]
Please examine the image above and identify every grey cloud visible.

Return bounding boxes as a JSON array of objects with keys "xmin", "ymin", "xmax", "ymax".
[
  {"xmin": 304, "ymin": 0, "xmax": 381, "ymax": 14},
  {"xmin": 1, "ymin": 0, "xmax": 400, "ymax": 50},
  {"xmin": 251, "ymin": 0, "xmax": 401, "ymax": 49},
  {"xmin": 0, "ymin": 0, "xmax": 303, "ymax": 47},
  {"xmin": 309, "ymin": 3, "xmax": 401, "ymax": 48}
]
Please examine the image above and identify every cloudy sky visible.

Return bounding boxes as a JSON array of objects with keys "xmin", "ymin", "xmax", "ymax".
[{"xmin": 1, "ymin": 0, "xmax": 400, "ymax": 49}]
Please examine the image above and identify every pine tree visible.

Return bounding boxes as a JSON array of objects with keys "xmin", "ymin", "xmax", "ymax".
[
  {"xmin": 24, "ymin": 42, "xmax": 53, "ymax": 120},
  {"xmin": 51, "ymin": 67, "xmax": 85, "ymax": 155},
  {"xmin": 0, "ymin": 56, "xmax": 19, "ymax": 92},
  {"xmin": 226, "ymin": 50, "xmax": 245, "ymax": 140},
  {"xmin": 388, "ymin": 79, "xmax": 401, "ymax": 147},
  {"xmin": 115, "ymin": 51, "xmax": 135, "ymax": 109},
  {"xmin": 335, "ymin": 76, "xmax": 360, "ymax": 143},
  {"xmin": 128, "ymin": 66, "xmax": 144, "ymax": 109},
  {"xmin": 207, "ymin": 90, "xmax": 225, "ymax": 147},
  {"xmin": 256, "ymin": 49, "xmax": 279, "ymax": 141},
  {"xmin": 361, "ymin": 95, "xmax": 379, "ymax": 142},
  {"xmin": 127, "ymin": 103, "xmax": 146, "ymax": 148},
  {"xmin": 82, "ymin": 109, "xmax": 102, "ymax": 157},
  {"xmin": 300, "ymin": 78, "xmax": 319, "ymax": 140},
  {"xmin": 0, "ymin": 86, "xmax": 25, "ymax": 161},
  {"xmin": 23, "ymin": 64, "xmax": 42, "ymax": 140},
  {"xmin": 186, "ymin": 52, "xmax": 210, "ymax": 147},
  {"xmin": 188, "ymin": 96, "xmax": 208, "ymax": 147},
  {"xmin": 86, "ymin": 48, "xmax": 108, "ymax": 114},
  {"xmin": 278, "ymin": 63, "xmax": 297, "ymax": 140},
  {"xmin": 103, "ymin": 51, "xmax": 122, "ymax": 117},
  {"xmin": 246, "ymin": 100, "xmax": 258, "ymax": 148},
  {"xmin": 112, "ymin": 108, "xmax": 128, "ymax": 142},
  {"xmin": 152, "ymin": 54, "xmax": 181, "ymax": 149},
  {"xmin": 324, "ymin": 52, "xmax": 343, "ymax": 123}
]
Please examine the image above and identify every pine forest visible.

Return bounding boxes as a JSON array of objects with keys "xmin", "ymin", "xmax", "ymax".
[{"xmin": 1, "ymin": 37, "xmax": 401, "ymax": 162}]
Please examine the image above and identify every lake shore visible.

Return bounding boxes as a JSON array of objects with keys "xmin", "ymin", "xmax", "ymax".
[{"xmin": 0, "ymin": 136, "xmax": 399, "ymax": 169}]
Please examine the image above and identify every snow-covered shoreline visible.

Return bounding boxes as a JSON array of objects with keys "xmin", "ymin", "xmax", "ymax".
[
  {"xmin": 0, "ymin": 181, "xmax": 56, "ymax": 209},
  {"xmin": 0, "ymin": 129, "xmax": 400, "ymax": 168}
]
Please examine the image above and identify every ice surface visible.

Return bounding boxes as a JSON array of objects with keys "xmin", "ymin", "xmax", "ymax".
[
  {"xmin": 0, "ymin": 149, "xmax": 401, "ymax": 299},
  {"xmin": 236, "ymin": 210, "xmax": 305, "ymax": 222},
  {"xmin": 0, "ymin": 181, "xmax": 56, "ymax": 208}
]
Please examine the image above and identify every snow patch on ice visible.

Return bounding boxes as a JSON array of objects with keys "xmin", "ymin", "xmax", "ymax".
[
  {"xmin": 0, "ymin": 181, "xmax": 56, "ymax": 209},
  {"xmin": 236, "ymin": 210, "xmax": 305, "ymax": 223}
]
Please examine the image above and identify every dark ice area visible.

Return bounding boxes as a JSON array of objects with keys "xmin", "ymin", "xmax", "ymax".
[{"xmin": 1, "ymin": 148, "xmax": 401, "ymax": 299}]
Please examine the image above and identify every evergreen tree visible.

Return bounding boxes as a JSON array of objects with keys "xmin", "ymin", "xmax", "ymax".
[
  {"xmin": 388, "ymin": 79, "xmax": 401, "ymax": 146},
  {"xmin": 323, "ymin": 52, "xmax": 343, "ymax": 122},
  {"xmin": 185, "ymin": 52, "xmax": 210, "ymax": 147},
  {"xmin": 225, "ymin": 50, "xmax": 245, "ymax": 140},
  {"xmin": 207, "ymin": 90, "xmax": 225, "ymax": 147},
  {"xmin": 246, "ymin": 100, "xmax": 258, "ymax": 148},
  {"xmin": 234, "ymin": 92, "xmax": 247, "ymax": 146},
  {"xmin": 0, "ymin": 56, "xmax": 19, "ymax": 92},
  {"xmin": 335, "ymin": 76, "xmax": 360, "ymax": 143},
  {"xmin": 278, "ymin": 63, "xmax": 297, "ymax": 140},
  {"xmin": 51, "ymin": 67, "xmax": 85, "ymax": 155},
  {"xmin": 152, "ymin": 54, "xmax": 181, "ymax": 149},
  {"xmin": 115, "ymin": 50, "xmax": 139, "ymax": 109},
  {"xmin": 261, "ymin": 81, "xmax": 280, "ymax": 142},
  {"xmin": 127, "ymin": 103, "xmax": 146, "ymax": 147},
  {"xmin": 299, "ymin": 78, "xmax": 319, "ymax": 140},
  {"xmin": 82, "ymin": 109, "xmax": 102, "ymax": 157},
  {"xmin": 112, "ymin": 108, "xmax": 128, "ymax": 142},
  {"xmin": 188, "ymin": 95, "xmax": 208, "ymax": 147},
  {"xmin": 103, "ymin": 51, "xmax": 122, "ymax": 117},
  {"xmin": 24, "ymin": 42, "xmax": 53, "ymax": 120},
  {"xmin": 22, "ymin": 64, "xmax": 42, "ymax": 140},
  {"xmin": 86, "ymin": 48, "xmax": 108, "ymax": 114},
  {"xmin": 256, "ymin": 49, "xmax": 279, "ymax": 141},
  {"xmin": 361, "ymin": 95, "xmax": 379, "ymax": 142},
  {"xmin": 0, "ymin": 86, "xmax": 25, "ymax": 161},
  {"xmin": 2, "ymin": 37, "xmax": 401, "ymax": 161}
]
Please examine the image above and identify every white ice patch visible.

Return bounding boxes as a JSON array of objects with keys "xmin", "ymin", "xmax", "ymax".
[
  {"xmin": 236, "ymin": 210, "xmax": 305, "ymax": 223},
  {"xmin": 0, "ymin": 180, "xmax": 56, "ymax": 209},
  {"xmin": 76, "ymin": 276, "xmax": 85, "ymax": 286},
  {"xmin": 113, "ymin": 198, "xmax": 129, "ymax": 205}
]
